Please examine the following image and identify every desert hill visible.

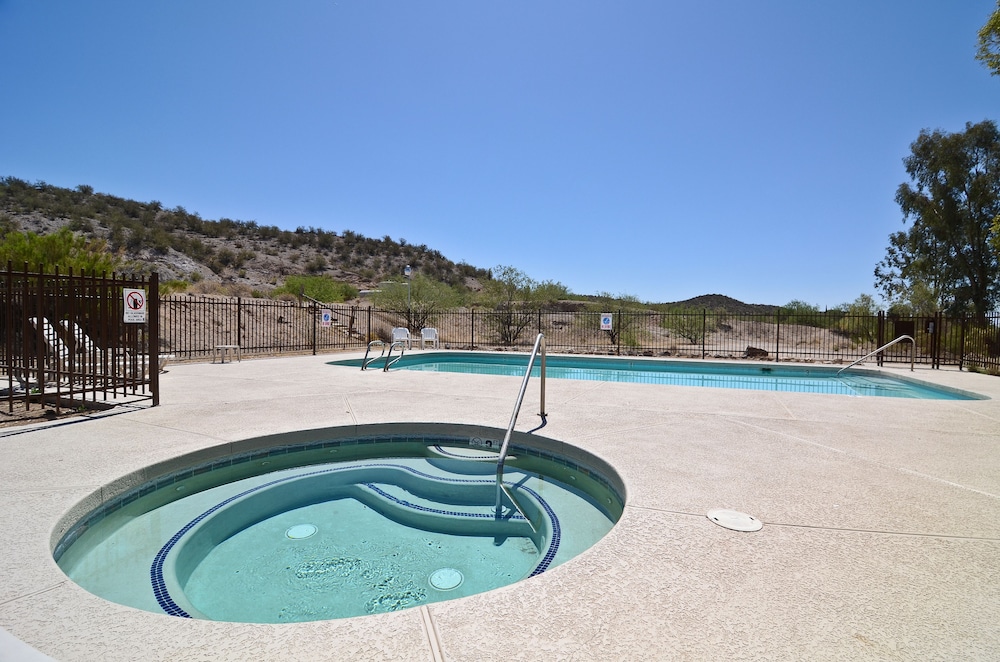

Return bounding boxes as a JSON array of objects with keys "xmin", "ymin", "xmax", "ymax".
[{"xmin": 0, "ymin": 177, "xmax": 776, "ymax": 312}]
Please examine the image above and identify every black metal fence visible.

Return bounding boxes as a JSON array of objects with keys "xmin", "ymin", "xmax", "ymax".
[
  {"xmin": 7, "ymin": 277, "xmax": 994, "ymax": 419},
  {"xmin": 160, "ymin": 295, "xmax": 371, "ymax": 361},
  {"xmin": 1, "ymin": 267, "xmax": 160, "ymax": 414},
  {"xmin": 158, "ymin": 295, "xmax": 1000, "ymax": 374}
]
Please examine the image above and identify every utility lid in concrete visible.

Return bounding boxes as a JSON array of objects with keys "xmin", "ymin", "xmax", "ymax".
[{"xmin": 707, "ymin": 509, "xmax": 762, "ymax": 532}]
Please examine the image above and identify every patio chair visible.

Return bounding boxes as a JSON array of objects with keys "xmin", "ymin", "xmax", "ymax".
[
  {"xmin": 391, "ymin": 327, "xmax": 412, "ymax": 349},
  {"xmin": 420, "ymin": 327, "xmax": 440, "ymax": 349}
]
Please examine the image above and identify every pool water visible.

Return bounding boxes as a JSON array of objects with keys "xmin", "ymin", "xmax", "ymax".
[
  {"xmin": 332, "ymin": 352, "xmax": 983, "ymax": 400},
  {"xmin": 55, "ymin": 435, "xmax": 622, "ymax": 623}
]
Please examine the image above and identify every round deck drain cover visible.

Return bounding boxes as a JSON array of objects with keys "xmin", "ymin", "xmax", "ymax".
[
  {"xmin": 707, "ymin": 509, "xmax": 762, "ymax": 532},
  {"xmin": 285, "ymin": 524, "xmax": 318, "ymax": 539},
  {"xmin": 429, "ymin": 568, "xmax": 464, "ymax": 591}
]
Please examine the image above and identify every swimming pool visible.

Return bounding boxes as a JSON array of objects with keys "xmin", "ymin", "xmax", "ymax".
[
  {"xmin": 330, "ymin": 352, "xmax": 984, "ymax": 400},
  {"xmin": 54, "ymin": 424, "xmax": 624, "ymax": 623}
]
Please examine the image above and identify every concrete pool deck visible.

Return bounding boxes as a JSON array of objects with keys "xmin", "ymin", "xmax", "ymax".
[{"xmin": 1, "ymin": 353, "xmax": 998, "ymax": 661}]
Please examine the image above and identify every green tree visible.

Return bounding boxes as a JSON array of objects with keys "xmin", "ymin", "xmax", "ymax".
[
  {"xmin": 661, "ymin": 306, "xmax": 714, "ymax": 344},
  {"xmin": 835, "ymin": 294, "xmax": 879, "ymax": 343},
  {"xmin": 372, "ymin": 273, "xmax": 460, "ymax": 330},
  {"xmin": 0, "ymin": 227, "xmax": 123, "ymax": 274},
  {"xmin": 883, "ymin": 280, "xmax": 940, "ymax": 317},
  {"xmin": 875, "ymin": 120, "xmax": 1000, "ymax": 321},
  {"xmin": 781, "ymin": 300, "xmax": 824, "ymax": 326},
  {"xmin": 978, "ymin": 2, "xmax": 1000, "ymax": 76},
  {"xmin": 478, "ymin": 265, "xmax": 542, "ymax": 345}
]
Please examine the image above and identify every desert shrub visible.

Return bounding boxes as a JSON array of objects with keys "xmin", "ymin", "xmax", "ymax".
[
  {"xmin": 834, "ymin": 294, "xmax": 879, "ymax": 343},
  {"xmin": 273, "ymin": 274, "xmax": 357, "ymax": 303},
  {"xmin": 159, "ymin": 279, "xmax": 189, "ymax": 295},
  {"xmin": 0, "ymin": 227, "xmax": 125, "ymax": 274},
  {"xmin": 781, "ymin": 300, "xmax": 830, "ymax": 327},
  {"xmin": 661, "ymin": 306, "xmax": 716, "ymax": 344},
  {"xmin": 585, "ymin": 292, "xmax": 648, "ymax": 351},
  {"xmin": 963, "ymin": 324, "xmax": 1000, "ymax": 365},
  {"xmin": 305, "ymin": 255, "xmax": 328, "ymax": 273}
]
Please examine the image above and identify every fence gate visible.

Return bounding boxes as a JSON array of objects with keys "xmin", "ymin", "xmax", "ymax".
[{"xmin": 1, "ymin": 266, "xmax": 160, "ymax": 415}]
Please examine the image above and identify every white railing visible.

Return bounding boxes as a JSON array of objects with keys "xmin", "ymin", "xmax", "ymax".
[{"xmin": 837, "ymin": 335, "xmax": 915, "ymax": 375}]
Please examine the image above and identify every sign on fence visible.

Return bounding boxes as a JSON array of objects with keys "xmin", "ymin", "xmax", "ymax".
[
  {"xmin": 321, "ymin": 309, "xmax": 332, "ymax": 327},
  {"xmin": 601, "ymin": 313, "xmax": 613, "ymax": 330},
  {"xmin": 123, "ymin": 288, "xmax": 147, "ymax": 323}
]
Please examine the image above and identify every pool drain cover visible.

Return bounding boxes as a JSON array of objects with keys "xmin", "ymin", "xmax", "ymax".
[
  {"xmin": 286, "ymin": 524, "xmax": 318, "ymax": 539},
  {"xmin": 707, "ymin": 509, "xmax": 762, "ymax": 532},
  {"xmin": 429, "ymin": 568, "xmax": 464, "ymax": 591}
]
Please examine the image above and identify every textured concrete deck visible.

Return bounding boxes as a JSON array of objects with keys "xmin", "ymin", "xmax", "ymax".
[{"xmin": 1, "ymin": 353, "xmax": 998, "ymax": 661}]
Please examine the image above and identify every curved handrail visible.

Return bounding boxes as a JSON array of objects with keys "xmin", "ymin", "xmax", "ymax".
[
  {"xmin": 837, "ymin": 335, "xmax": 915, "ymax": 375},
  {"xmin": 495, "ymin": 333, "xmax": 547, "ymax": 515},
  {"xmin": 383, "ymin": 341, "xmax": 407, "ymax": 371},
  {"xmin": 361, "ymin": 340, "xmax": 385, "ymax": 371}
]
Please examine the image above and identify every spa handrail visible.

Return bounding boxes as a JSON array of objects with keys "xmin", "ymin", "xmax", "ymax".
[
  {"xmin": 837, "ymin": 335, "xmax": 915, "ymax": 375},
  {"xmin": 495, "ymin": 333, "xmax": 547, "ymax": 513}
]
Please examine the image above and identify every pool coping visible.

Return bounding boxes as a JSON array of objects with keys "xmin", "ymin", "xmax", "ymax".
[{"xmin": 1, "ymin": 352, "xmax": 999, "ymax": 660}]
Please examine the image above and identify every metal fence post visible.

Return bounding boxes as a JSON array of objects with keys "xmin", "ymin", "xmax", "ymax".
[
  {"xmin": 701, "ymin": 309, "xmax": 706, "ymax": 359},
  {"xmin": 876, "ymin": 311, "xmax": 884, "ymax": 366},
  {"xmin": 934, "ymin": 311, "xmax": 943, "ymax": 369},
  {"xmin": 149, "ymin": 273, "xmax": 160, "ymax": 406},
  {"xmin": 959, "ymin": 316, "xmax": 967, "ymax": 371},
  {"xmin": 774, "ymin": 308, "xmax": 781, "ymax": 363},
  {"xmin": 312, "ymin": 299, "xmax": 317, "ymax": 355}
]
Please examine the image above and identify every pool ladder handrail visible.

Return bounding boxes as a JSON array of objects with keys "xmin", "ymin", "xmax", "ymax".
[
  {"xmin": 361, "ymin": 340, "xmax": 386, "ymax": 370},
  {"xmin": 383, "ymin": 340, "xmax": 407, "ymax": 371},
  {"xmin": 495, "ymin": 333, "xmax": 547, "ymax": 520},
  {"xmin": 837, "ymin": 335, "xmax": 915, "ymax": 375}
]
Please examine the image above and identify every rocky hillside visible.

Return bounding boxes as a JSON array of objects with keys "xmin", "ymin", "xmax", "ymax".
[
  {"xmin": 0, "ymin": 177, "xmax": 777, "ymax": 313},
  {"xmin": 0, "ymin": 177, "xmax": 489, "ymax": 294}
]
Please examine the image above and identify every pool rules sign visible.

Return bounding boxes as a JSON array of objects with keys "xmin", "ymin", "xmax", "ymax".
[{"xmin": 123, "ymin": 288, "xmax": 147, "ymax": 323}]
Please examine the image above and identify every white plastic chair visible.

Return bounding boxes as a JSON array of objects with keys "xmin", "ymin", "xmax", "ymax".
[
  {"xmin": 420, "ymin": 327, "xmax": 439, "ymax": 349},
  {"xmin": 391, "ymin": 327, "xmax": 412, "ymax": 349}
]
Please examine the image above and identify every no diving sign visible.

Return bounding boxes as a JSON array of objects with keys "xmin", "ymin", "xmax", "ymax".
[{"xmin": 123, "ymin": 288, "xmax": 147, "ymax": 323}]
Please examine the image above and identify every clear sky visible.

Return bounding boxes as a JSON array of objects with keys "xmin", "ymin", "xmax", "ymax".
[{"xmin": 3, "ymin": 1, "xmax": 999, "ymax": 306}]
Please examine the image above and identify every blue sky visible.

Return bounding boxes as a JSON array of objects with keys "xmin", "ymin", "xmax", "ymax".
[{"xmin": 2, "ymin": 1, "xmax": 999, "ymax": 307}]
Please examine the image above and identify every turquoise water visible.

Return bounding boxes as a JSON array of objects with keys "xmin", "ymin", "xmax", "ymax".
[
  {"xmin": 331, "ymin": 352, "xmax": 982, "ymax": 400},
  {"xmin": 56, "ymin": 438, "xmax": 621, "ymax": 623}
]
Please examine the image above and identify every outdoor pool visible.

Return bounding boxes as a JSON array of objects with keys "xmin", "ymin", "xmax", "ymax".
[{"xmin": 330, "ymin": 352, "xmax": 985, "ymax": 400}]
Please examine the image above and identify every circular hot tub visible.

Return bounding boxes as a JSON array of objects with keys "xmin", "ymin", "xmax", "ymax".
[{"xmin": 54, "ymin": 424, "xmax": 624, "ymax": 623}]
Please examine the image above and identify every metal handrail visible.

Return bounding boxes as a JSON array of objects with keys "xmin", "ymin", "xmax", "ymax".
[
  {"xmin": 383, "ymin": 340, "xmax": 407, "ymax": 371},
  {"xmin": 361, "ymin": 340, "xmax": 385, "ymax": 371},
  {"xmin": 837, "ymin": 335, "xmax": 915, "ymax": 375},
  {"xmin": 495, "ymin": 333, "xmax": 547, "ymax": 515}
]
